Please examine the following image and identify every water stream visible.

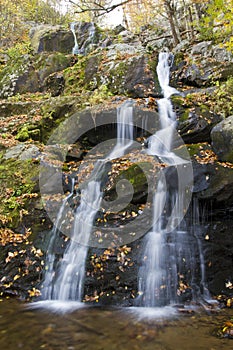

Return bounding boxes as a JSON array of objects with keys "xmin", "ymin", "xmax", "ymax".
[
  {"xmin": 41, "ymin": 52, "xmax": 208, "ymax": 309},
  {"xmin": 41, "ymin": 101, "xmax": 134, "ymax": 301},
  {"xmin": 70, "ymin": 22, "xmax": 96, "ymax": 55},
  {"xmin": 137, "ymin": 52, "xmax": 204, "ymax": 307}
]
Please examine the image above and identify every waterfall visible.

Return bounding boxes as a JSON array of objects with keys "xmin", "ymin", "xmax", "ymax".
[
  {"xmin": 70, "ymin": 22, "xmax": 79, "ymax": 55},
  {"xmin": 70, "ymin": 22, "xmax": 96, "ymax": 55},
  {"xmin": 42, "ymin": 101, "xmax": 134, "ymax": 301},
  {"xmin": 108, "ymin": 100, "xmax": 134, "ymax": 159},
  {"xmin": 51, "ymin": 181, "xmax": 102, "ymax": 300},
  {"xmin": 137, "ymin": 52, "xmax": 203, "ymax": 307}
]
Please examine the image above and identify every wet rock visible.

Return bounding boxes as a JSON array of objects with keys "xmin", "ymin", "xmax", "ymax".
[
  {"xmin": 197, "ymin": 163, "xmax": 233, "ymax": 212},
  {"xmin": 184, "ymin": 143, "xmax": 233, "ymax": 213},
  {"xmin": 211, "ymin": 115, "xmax": 233, "ymax": 163},
  {"xmin": 70, "ymin": 22, "xmax": 100, "ymax": 55},
  {"xmin": 104, "ymin": 162, "xmax": 152, "ymax": 205},
  {"xmin": 203, "ymin": 220, "xmax": 233, "ymax": 296}
]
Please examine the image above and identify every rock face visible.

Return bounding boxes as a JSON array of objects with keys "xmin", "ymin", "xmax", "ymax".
[
  {"xmin": 30, "ymin": 25, "xmax": 74, "ymax": 53},
  {"xmin": 0, "ymin": 52, "xmax": 73, "ymax": 98},
  {"xmin": 70, "ymin": 22, "xmax": 100, "ymax": 55},
  {"xmin": 211, "ymin": 115, "xmax": 233, "ymax": 162},
  {"xmin": 172, "ymin": 42, "xmax": 233, "ymax": 87},
  {"xmin": 204, "ymin": 219, "xmax": 233, "ymax": 297}
]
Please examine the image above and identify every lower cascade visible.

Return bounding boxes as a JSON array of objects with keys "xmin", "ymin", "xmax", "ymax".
[
  {"xmin": 41, "ymin": 52, "xmax": 210, "ymax": 308},
  {"xmin": 41, "ymin": 100, "xmax": 134, "ymax": 301}
]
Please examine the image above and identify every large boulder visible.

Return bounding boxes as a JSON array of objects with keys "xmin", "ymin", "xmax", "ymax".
[
  {"xmin": 188, "ymin": 143, "xmax": 233, "ymax": 213},
  {"xmin": 204, "ymin": 219, "xmax": 233, "ymax": 296},
  {"xmin": 30, "ymin": 25, "xmax": 74, "ymax": 54},
  {"xmin": 211, "ymin": 115, "xmax": 233, "ymax": 163}
]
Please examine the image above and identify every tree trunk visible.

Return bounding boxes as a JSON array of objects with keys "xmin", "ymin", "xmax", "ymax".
[{"xmin": 163, "ymin": 0, "xmax": 180, "ymax": 46}]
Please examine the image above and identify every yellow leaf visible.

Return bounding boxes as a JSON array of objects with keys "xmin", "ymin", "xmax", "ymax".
[{"xmin": 13, "ymin": 275, "xmax": 20, "ymax": 281}]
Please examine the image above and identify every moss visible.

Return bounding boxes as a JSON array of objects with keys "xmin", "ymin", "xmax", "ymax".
[
  {"xmin": 148, "ymin": 54, "xmax": 160, "ymax": 91},
  {"xmin": 186, "ymin": 143, "xmax": 211, "ymax": 157},
  {"xmin": 109, "ymin": 162, "xmax": 153, "ymax": 203},
  {"xmin": 63, "ymin": 54, "xmax": 88, "ymax": 94},
  {"xmin": 15, "ymin": 126, "xmax": 30, "ymax": 141},
  {"xmin": 173, "ymin": 52, "xmax": 185, "ymax": 66},
  {"xmin": 0, "ymin": 158, "xmax": 39, "ymax": 228},
  {"xmin": 0, "ymin": 159, "xmax": 38, "ymax": 228}
]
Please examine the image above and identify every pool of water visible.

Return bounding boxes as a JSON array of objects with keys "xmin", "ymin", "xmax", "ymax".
[{"xmin": 0, "ymin": 299, "xmax": 232, "ymax": 350}]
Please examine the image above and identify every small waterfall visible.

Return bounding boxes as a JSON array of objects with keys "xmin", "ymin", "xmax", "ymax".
[
  {"xmin": 70, "ymin": 22, "xmax": 79, "ymax": 55},
  {"xmin": 51, "ymin": 181, "xmax": 102, "ymax": 301},
  {"xmin": 70, "ymin": 22, "xmax": 96, "ymax": 55},
  {"xmin": 109, "ymin": 100, "xmax": 134, "ymax": 159},
  {"xmin": 42, "ymin": 179, "xmax": 75, "ymax": 300},
  {"xmin": 138, "ymin": 52, "xmax": 205, "ymax": 307},
  {"xmin": 42, "ymin": 101, "xmax": 134, "ymax": 301}
]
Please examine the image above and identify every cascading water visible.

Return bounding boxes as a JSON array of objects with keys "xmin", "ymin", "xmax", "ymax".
[
  {"xmin": 42, "ymin": 101, "xmax": 134, "ymax": 302},
  {"xmin": 70, "ymin": 22, "xmax": 79, "ymax": 55},
  {"xmin": 108, "ymin": 100, "xmax": 134, "ymax": 159},
  {"xmin": 41, "ymin": 51, "xmax": 207, "ymax": 309},
  {"xmin": 70, "ymin": 22, "xmax": 96, "ymax": 55},
  {"xmin": 138, "ymin": 52, "xmax": 205, "ymax": 307}
]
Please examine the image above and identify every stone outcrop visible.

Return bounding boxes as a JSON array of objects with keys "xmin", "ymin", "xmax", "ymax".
[
  {"xmin": 0, "ymin": 52, "xmax": 73, "ymax": 98},
  {"xmin": 211, "ymin": 115, "xmax": 233, "ymax": 163},
  {"xmin": 30, "ymin": 25, "xmax": 74, "ymax": 53},
  {"xmin": 172, "ymin": 42, "xmax": 233, "ymax": 87}
]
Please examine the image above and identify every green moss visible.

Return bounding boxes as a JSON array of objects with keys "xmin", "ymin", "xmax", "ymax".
[
  {"xmin": 174, "ymin": 52, "xmax": 185, "ymax": 66},
  {"xmin": 0, "ymin": 158, "xmax": 38, "ymax": 228},
  {"xmin": 63, "ymin": 54, "xmax": 89, "ymax": 94},
  {"xmin": 148, "ymin": 55, "xmax": 160, "ymax": 91},
  {"xmin": 116, "ymin": 162, "xmax": 153, "ymax": 194},
  {"xmin": 186, "ymin": 143, "xmax": 211, "ymax": 157},
  {"xmin": 15, "ymin": 126, "xmax": 30, "ymax": 141}
]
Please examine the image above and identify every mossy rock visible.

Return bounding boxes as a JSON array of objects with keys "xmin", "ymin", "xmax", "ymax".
[
  {"xmin": 0, "ymin": 157, "xmax": 39, "ymax": 228},
  {"xmin": 105, "ymin": 162, "xmax": 154, "ymax": 205},
  {"xmin": 174, "ymin": 97, "xmax": 222, "ymax": 143},
  {"xmin": 39, "ymin": 96, "xmax": 78, "ymax": 142}
]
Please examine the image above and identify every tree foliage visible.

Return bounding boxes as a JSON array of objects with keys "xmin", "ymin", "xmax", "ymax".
[
  {"xmin": 198, "ymin": 0, "xmax": 233, "ymax": 51},
  {"xmin": 0, "ymin": 0, "xmax": 71, "ymax": 48}
]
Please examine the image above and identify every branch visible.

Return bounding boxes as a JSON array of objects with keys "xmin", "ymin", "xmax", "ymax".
[{"xmin": 68, "ymin": 0, "xmax": 134, "ymax": 16}]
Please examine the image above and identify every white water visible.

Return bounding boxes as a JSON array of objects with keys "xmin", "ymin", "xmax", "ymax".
[
  {"xmin": 70, "ymin": 22, "xmax": 96, "ymax": 55},
  {"xmin": 42, "ymin": 101, "xmax": 134, "ymax": 302},
  {"xmin": 108, "ymin": 100, "xmax": 134, "ymax": 159},
  {"xmin": 138, "ymin": 52, "xmax": 196, "ymax": 307},
  {"xmin": 42, "ymin": 178, "xmax": 75, "ymax": 300},
  {"xmin": 70, "ymin": 22, "xmax": 79, "ymax": 55},
  {"xmin": 51, "ymin": 181, "xmax": 102, "ymax": 300}
]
